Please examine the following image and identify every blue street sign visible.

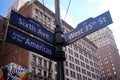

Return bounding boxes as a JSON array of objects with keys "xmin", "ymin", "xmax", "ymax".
[
  {"xmin": 77, "ymin": 17, "xmax": 93, "ymax": 28},
  {"xmin": 65, "ymin": 11, "xmax": 113, "ymax": 44},
  {"xmin": 10, "ymin": 11, "xmax": 54, "ymax": 44},
  {"xmin": 6, "ymin": 27, "xmax": 55, "ymax": 60}
]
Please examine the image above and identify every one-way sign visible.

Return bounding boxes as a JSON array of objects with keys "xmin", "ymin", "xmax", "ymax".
[{"xmin": 65, "ymin": 11, "xmax": 113, "ymax": 44}]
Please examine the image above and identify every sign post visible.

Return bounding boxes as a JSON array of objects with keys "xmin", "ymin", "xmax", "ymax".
[{"xmin": 55, "ymin": 0, "xmax": 66, "ymax": 80}]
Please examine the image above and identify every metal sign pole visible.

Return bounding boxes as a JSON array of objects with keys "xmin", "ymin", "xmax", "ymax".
[{"xmin": 54, "ymin": 0, "xmax": 66, "ymax": 80}]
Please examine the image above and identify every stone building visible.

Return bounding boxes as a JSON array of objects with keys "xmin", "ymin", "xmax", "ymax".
[{"xmin": 0, "ymin": 0, "xmax": 101, "ymax": 80}]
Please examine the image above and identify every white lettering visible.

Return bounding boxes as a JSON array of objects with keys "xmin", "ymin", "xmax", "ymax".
[
  {"xmin": 25, "ymin": 39, "xmax": 52, "ymax": 55},
  {"xmin": 85, "ymin": 23, "xmax": 93, "ymax": 32},
  {"xmin": 13, "ymin": 32, "xmax": 25, "ymax": 40},
  {"xmin": 37, "ymin": 29, "xmax": 49, "ymax": 39},
  {"xmin": 98, "ymin": 17, "xmax": 107, "ymax": 25},
  {"xmin": 18, "ymin": 18, "xmax": 36, "ymax": 32},
  {"xmin": 68, "ymin": 29, "xmax": 83, "ymax": 40}
]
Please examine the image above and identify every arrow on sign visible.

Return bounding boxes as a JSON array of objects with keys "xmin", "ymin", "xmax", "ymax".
[{"xmin": 65, "ymin": 11, "xmax": 113, "ymax": 44}]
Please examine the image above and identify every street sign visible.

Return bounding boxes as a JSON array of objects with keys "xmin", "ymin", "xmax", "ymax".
[
  {"xmin": 77, "ymin": 17, "xmax": 94, "ymax": 28},
  {"xmin": 10, "ymin": 11, "xmax": 54, "ymax": 44},
  {"xmin": 65, "ymin": 11, "xmax": 113, "ymax": 44},
  {"xmin": 6, "ymin": 27, "xmax": 55, "ymax": 60}
]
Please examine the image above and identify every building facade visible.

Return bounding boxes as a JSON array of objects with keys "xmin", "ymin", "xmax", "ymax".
[
  {"xmin": 0, "ymin": 0, "xmax": 101, "ymax": 80},
  {"xmin": 87, "ymin": 27, "xmax": 120, "ymax": 80},
  {"xmin": 9, "ymin": 0, "xmax": 28, "ymax": 11}
]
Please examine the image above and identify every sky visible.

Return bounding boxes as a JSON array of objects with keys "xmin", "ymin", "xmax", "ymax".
[{"xmin": 0, "ymin": 0, "xmax": 120, "ymax": 53}]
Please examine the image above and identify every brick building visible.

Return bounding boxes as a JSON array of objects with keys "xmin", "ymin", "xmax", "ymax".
[{"xmin": 87, "ymin": 27, "xmax": 120, "ymax": 80}]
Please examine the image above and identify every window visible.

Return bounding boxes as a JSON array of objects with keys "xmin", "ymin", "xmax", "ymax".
[
  {"xmin": 87, "ymin": 71, "xmax": 91, "ymax": 77},
  {"xmin": 74, "ymin": 52, "xmax": 79, "ymax": 58},
  {"xmin": 105, "ymin": 61, "xmax": 108, "ymax": 64},
  {"xmin": 82, "ymin": 69, "xmax": 86, "ymax": 75},
  {"xmin": 112, "ymin": 63, "xmax": 114, "ymax": 66},
  {"xmin": 81, "ymin": 62, "xmax": 85, "ymax": 67},
  {"xmin": 80, "ymin": 55, "xmax": 84, "ymax": 61},
  {"xmin": 92, "ymin": 73, "xmax": 96, "ymax": 79},
  {"xmin": 85, "ymin": 58, "xmax": 89, "ymax": 63},
  {"xmin": 44, "ymin": 60, "xmax": 47, "ymax": 67},
  {"xmin": 86, "ymin": 64, "xmax": 90, "ymax": 70},
  {"xmin": 65, "ymin": 61, "xmax": 68, "ymax": 66},
  {"xmin": 76, "ymin": 66, "xmax": 81, "ymax": 72},
  {"xmin": 91, "ymin": 67, "xmax": 94, "ymax": 72},
  {"xmin": 32, "ymin": 55, "xmax": 36, "ymax": 63},
  {"xmin": 44, "ymin": 70, "xmax": 47, "ymax": 77},
  {"xmin": 74, "ymin": 45, "xmax": 78, "ymax": 51},
  {"xmin": 83, "ymin": 76, "xmax": 87, "ymax": 80},
  {"xmin": 75, "ymin": 59, "xmax": 80, "ymax": 65},
  {"xmin": 35, "ymin": 8, "xmax": 39, "ymax": 14},
  {"xmin": 32, "ymin": 67, "xmax": 36, "ymax": 74},
  {"xmin": 89, "ymin": 61, "xmax": 93, "ymax": 66},
  {"xmin": 102, "ymin": 71, "xmax": 104, "ymax": 73},
  {"xmin": 110, "ymin": 59, "xmax": 113, "ymax": 62},
  {"xmin": 70, "ymin": 71, "xmax": 76, "ymax": 78},
  {"xmin": 94, "ymin": 63, "xmax": 98, "ymax": 68},
  {"xmin": 84, "ymin": 52, "xmax": 88, "ymax": 57},
  {"xmin": 35, "ymin": 15, "xmax": 38, "ymax": 19},
  {"xmin": 77, "ymin": 73, "xmax": 82, "ymax": 80},
  {"xmin": 109, "ymin": 73, "xmax": 112, "ymax": 76},
  {"xmin": 89, "ymin": 55, "xmax": 92, "ymax": 60},
  {"xmin": 114, "ymin": 72, "xmax": 116, "ymax": 75},
  {"xmin": 115, "ymin": 75, "xmax": 117, "ymax": 78},
  {"xmin": 113, "ymin": 67, "xmax": 115, "ymax": 70},
  {"xmin": 69, "ymin": 63, "xmax": 75, "ymax": 69},
  {"xmin": 88, "ymin": 78, "xmax": 92, "ymax": 80},
  {"xmin": 38, "ymin": 58, "xmax": 42, "ymax": 65},
  {"xmin": 38, "ymin": 69, "xmax": 41, "ymax": 76},
  {"xmin": 68, "ymin": 48, "xmax": 73, "ymax": 55},
  {"xmin": 69, "ymin": 55, "xmax": 74, "ymax": 62},
  {"xmin": 66, "ymin": 78, "xmax": 69, "ymax": 80},
  {"xmin": 65, "ymin": 69, "xmax": 69, "ymax": 76}
]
